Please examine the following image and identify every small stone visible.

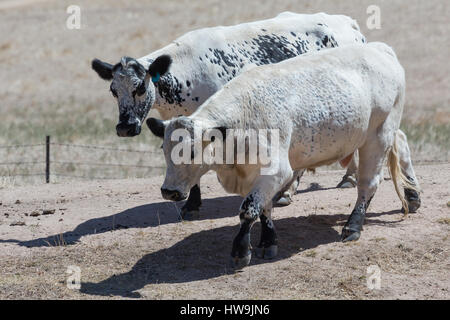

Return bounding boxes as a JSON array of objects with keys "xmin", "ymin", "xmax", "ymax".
[
  {"xmin": 59, "ymin": 218, "xmax": 63, "ymax": 222},
  {"xmin": 15, "ymin": 200, "xmax": 21, "ymax": 204},
  {"xmin": 10, "ymin": 221, "xmax": 26, "ymax": 226},
  {"xmin": 4, "ymin": 213, "xmax": 9, "ymax": 217},
  {"xmin": 30, "ymin": 211, "xmax": 40, "ymax": 217},
  {"xmin": 42, "ymin": 209, "xmax": 55, "ymax": 215},
  {"xmin": 24, "ymin": 213, "xmax": 29, "ymax": 216}
]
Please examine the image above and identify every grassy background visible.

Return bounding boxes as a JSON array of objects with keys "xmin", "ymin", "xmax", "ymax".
[{"xmin": 0, "ymin": 0, "xmax": 448, "ymax": 186}]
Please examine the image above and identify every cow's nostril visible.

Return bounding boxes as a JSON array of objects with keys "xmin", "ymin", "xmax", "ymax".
[
  {"xmin": 116, "ymin": 126, "xmax": 129, "ymax": 137},
  {"xmin": 116, "ymin": 123, "xmax": 140, "ymax": 137},
  {"xmin": 161, "ymin": 188, "xmax": 183, "ymax": 201}
]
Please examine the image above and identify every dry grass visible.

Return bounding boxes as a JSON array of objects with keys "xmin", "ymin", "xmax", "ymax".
[
  {"xmin": 0, "ymin": 0, "xmax": 448, "ymax": 186},
  {"xmin": 0, "ymin": 165, "xmax": 449, "ymax": 299},
  {"xmin": 437, "ymin": 218, "xmax": 450, "ymax": 225}
]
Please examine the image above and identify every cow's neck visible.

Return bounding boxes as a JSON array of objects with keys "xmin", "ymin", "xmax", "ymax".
[
  {"xmin": 138, "ymin": 43, "xmax": 207, "ymax": 120},
  {"xmin": 154, "ymin": 72, "xmax": 191, "ymax": 116}
]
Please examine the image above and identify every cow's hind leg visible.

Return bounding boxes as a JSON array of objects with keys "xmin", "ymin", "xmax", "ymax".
[
  {"xmin": 181, "ymin": 183, "xmax": 202, "ymax": 220},
  {"xmin": 337, "ymin": 152, "xmax": 358, "ymax": 188},
  {"xmin": 254, "ymin": 208, "xmax": 278, "ymax": 259},
  {"xmin": 396, "ymin": 130, "xmax": 421, "ymax": 213},
  {"xmin": 341, "ymin": 137, "xmax": 387, "ymax": 242}
]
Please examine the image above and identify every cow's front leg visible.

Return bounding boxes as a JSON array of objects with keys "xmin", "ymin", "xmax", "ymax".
[
  {"xmin": 230, "ymin": 194, "xmax": 261, "ymax": 269},
  {"xmin": 254, "ymin": 209, "xmax": 278, "ymax": 259},
  {"xmin": 180, "ymin": 183, "xmax": 202, "ymax": 220},
  {"xmin": 230, "ymin": 160, "xmax": 293, "ymax": 268}
]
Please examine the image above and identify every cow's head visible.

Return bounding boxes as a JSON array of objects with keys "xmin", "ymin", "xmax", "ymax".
[
  {"xmin": 91, "ymin": 55, "xmax": 172, "ymax": 137},
  {"xmin": 146, "ymin": 117, "xmax": 225, "ymax": 201}
]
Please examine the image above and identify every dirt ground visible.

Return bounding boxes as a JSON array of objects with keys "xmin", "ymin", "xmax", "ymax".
[
  {"xmin": 0, "ymin": 164, "xmax": 448, "ymax": 299},
  {"xmin": 0, "ymin": 0, "xmax": 449, "ymax": 300}
]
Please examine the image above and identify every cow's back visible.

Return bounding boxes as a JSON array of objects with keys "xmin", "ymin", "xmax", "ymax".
[
  {"xmin": 147, "ymin": 12, "xmax": 366, "ymax": 118},
  {"xmin": 176, "ymin": 11, "xmax": 365, "ymax": 70},
  {"xmin": 193, "ymin": 42, "xmax": 404, "ymax": 170}
]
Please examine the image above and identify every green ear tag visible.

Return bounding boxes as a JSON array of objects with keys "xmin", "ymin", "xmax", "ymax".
[{"xmin": 152, "ymin": 73, "xmax": 160, "ymax": 83}]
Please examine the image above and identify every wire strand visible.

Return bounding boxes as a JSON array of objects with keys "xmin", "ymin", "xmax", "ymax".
[
  {"xmin": 53, "ymin": 161, "xmax": 165, "ymax": 169},
  {"xmin": 51, "ymin": 143, "xmax": 159, "ymax": 154},
  {"xmin": 0, "ymin": 161, "xmax": 45, "ymax": 166},
  {"xmin": 0, "ymin": 144, "xmax": 45, "ymax": 149}
]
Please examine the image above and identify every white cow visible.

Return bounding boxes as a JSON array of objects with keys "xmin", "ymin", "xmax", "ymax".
[
  {"xmin": 91, "ymin": 12, "xmax": 366, "ymax": 218},
  {"xmin": 146, "ymin": 42, "xmax": 421, "ymax": 269}
]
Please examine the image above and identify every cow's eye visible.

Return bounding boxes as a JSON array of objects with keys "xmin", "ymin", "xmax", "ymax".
[{"xmin": 136, "ymin": 81, "xmax": 147, "ymax": 96}]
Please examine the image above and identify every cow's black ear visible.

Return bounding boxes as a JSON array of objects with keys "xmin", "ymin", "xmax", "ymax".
[
  {"xmin": 147, "ymin": 55, "xmax": 172, "ymax": 82},
  {"xmin": 146, "ymin": 117, "xmax": 166, "ymax": 138},
  {"xmin": 92, "ymin": 59, "xmax": 114, "ymax": 80}
]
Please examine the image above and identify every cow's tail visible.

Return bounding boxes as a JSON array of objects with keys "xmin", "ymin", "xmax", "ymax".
[{"xmin": 387, "ymin": 131, "xmax": 420, "ymax": 216}]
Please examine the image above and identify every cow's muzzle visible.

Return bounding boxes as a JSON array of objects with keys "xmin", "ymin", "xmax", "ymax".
[
  {"xmin": 161, "ymin": 188, "xmax": 187, "ymax": 201},
  {"xmin": 116, "ymin": 122, "xmax": 141, "ymax": 137}
]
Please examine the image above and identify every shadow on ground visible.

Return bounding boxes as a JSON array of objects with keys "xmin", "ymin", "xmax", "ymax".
[
  {"xmin": 79, "ymin": 207, "xmax": 403, "ymax": 298},
  {"xmin": 0, "ymin": 182, "xmax": 405, "ymax": 298},
  {"xmin": 0, "ymin": 182, "xmax": 342, "ymax": 247},
  {"xmin": 0, "ymin": 196, "xmax": 243, "ymax": 248}
]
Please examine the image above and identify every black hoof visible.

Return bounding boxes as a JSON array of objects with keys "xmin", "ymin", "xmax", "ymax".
[
  {"xmin": 403, "ymin": 188, "xmax": 421, "ymax": 213},
  {"xmin": 230, "ymin": 252, "xmax": 251, "ymax": 270},
  {"xmin": 274, "ymin": 191, "xmax": 292, "ymax": 207},
  {"xmin": 275, "ymin": 196, "xmax": 292, "ymax": 207},
  {"xmin": 401, "ymin": 199, "xmax": 421, "ymax": 214},
  {"xmin": 254, "ymin": 245, "xmax": 278, "ymax": 260},
  {"xmin": 337, "ymin": 176, "xmax": 357, "ymax": 189},
  {"xmin": 254, "ymin": 247, "xmax": 264, "ymax": 259},
  {"xmin": 341, "ymin": 228, "xmax": 361, "ymax": 242},
  {"xmin": 181, "ymin": 208, "xmax": 200, "ymax": 221},
  {"xmin": 408, "ymin": 199, "xmax": 421, "ymax": 213}
]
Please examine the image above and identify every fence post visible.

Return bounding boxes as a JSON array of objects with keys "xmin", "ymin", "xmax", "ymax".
[{"xmin": 46, "ymin": 136, "xmax": 50, "ymax": 183}]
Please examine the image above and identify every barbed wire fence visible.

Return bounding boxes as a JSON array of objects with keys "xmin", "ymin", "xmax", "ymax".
[
  {"xmin": 0, "ymin": 136, "xmax": 166, "ymax": 182},
  {"xmin": 0, "ymin": 135, "xmax": 448, "ymax": 184}
]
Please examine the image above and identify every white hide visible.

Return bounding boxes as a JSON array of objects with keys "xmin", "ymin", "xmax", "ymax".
[
  {"xmin": 137, "ymin": 12, "xmax": 365, "ymax": 120},
  {"xmin": 161, "ymin": 42, "xmax": 406, "ymax": 207}
]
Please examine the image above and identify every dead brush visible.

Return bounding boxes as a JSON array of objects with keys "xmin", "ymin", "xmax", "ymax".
[{"xmin": 44, "ymin": 233, "xmax": 67, "ymax": 247}]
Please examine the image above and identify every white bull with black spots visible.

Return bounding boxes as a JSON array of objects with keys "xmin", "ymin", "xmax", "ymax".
[
  {"xmin": 146, "ymin": 42, "xmax": 421, "ymax": 269},
  {"xmin": 92, "ymin": 12, "xmax": 366, "ymax": 218}
]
